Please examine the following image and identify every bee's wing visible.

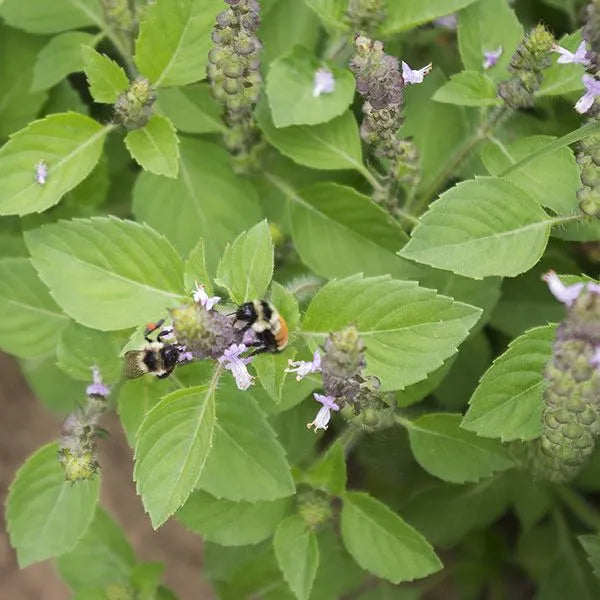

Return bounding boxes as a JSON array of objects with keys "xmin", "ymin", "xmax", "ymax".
[{"xmin": 124, "ymin": 351, "xmax": 147, "ymax": 379}]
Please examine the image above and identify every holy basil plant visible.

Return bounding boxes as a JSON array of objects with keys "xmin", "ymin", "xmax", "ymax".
[{"xmin": 4, "ymin": 0, "xmax": 600, "ymax": 598}]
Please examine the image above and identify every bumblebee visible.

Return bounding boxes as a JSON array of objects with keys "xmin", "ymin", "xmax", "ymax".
[
  {"xmin": 124, "ymin": 320, "xmax": 180, "ymax": 379},
  {"xmin": 235, "ymin": 300, "xmax": 288, "ymax": 354}
]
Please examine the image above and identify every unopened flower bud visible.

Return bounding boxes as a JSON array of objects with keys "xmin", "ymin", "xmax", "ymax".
[
  {"xmin": 297, "ymin": 491, "xmax": 332, "ymax": 529},
  {"xmin": 577, "ymin": 125, "xmax": 600, "ymax": 215},
  {"xmin": 345, "ymin": 0, "xmax": 386, "ymax": 35},
  {"xmin": 114, "ymin": 77, "xmax": 156, "ymax": 129},
  {"xmin": 321, "ymin": 326, "xmax": 366, "ymax": 399}
]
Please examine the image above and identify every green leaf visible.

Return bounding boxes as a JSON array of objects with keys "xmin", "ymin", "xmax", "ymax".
[
  {"xmin": 304, "ymin": 0, "xmax": 347, "ymax": 31},
  {"xmin": 184, "ymin": 238, "xmax": 213, "ymax": 294},
  {"xmin": 125, "ymin": 115, "xmax": 180, "ymax": 178},
  {"xmin": 196, "ymin": 383, "xmax": 295, "ymax": 501},
  {"xmin": 0, "ymin": 258, "xmax": 68, "ymax": 358},
  {"xmin": 266, "ymin": 46, "xmax": 354, "ymax": 127},
  {"xmin": 580, "ymin": 534, "xmax": 600, "ymax": 580},
  {"xmin": 56, "ymin": 507, "xmax": 136, "ymax": 591},
  {"xmin": 156, "ymin": 84, "xmax": 223, "ymax": 134},
  {"xmin": 134, "ymin": 0, "xmax": 220, "ymax": 88},
  {"xmin": 0, "ymin": 113, "xmax": 109, "ymax": 216},
  {"xmin": 256, "ymin": 101, "xmax": 365, "ymax": 173},
  {"xmin": 57, "ymin": 322, "xmax": 128, "ymax": 383},
  {"xmin": 31, "ymin": 32, "xmax": 95, "ymax": 92},
  {"xmin": 274, "ymin": 515, "xmax": 319, "ymax": 600},
  {"xmin": 270, "ymin": 281, "xmax": 300, "ymax": 333},
  {"xmin": 404, "ymin": 413, "xmax": 515, "ymax": 484},
  {"xmin": 383, "ymin": 0, "xmax": 479, "ymax": 35},
  {"xmin": 274, "ymin": 180, "xmax": 422, "ymax": 280},
  {"xmin": 538, "ymin": 32, "xmax": 586, "ymax": 97},
  {"xmin": 134, "ymin": 385, "xmax": 216, "ymax": 528},
  {"xmin": 25, "ymin": 217, "xmax": 185, "ymax": 331},
  {"xmin": 132, "ymin": 137, "xmax": 262, "ymax": 273},
  {"xmin": 400, "ymin": 178, "xmax": 552, "ymax": 279},
  {"xmin": 215, "ymin": 220, "xmax": 274, "ymax": 304},
  {"xmin": 461, "ymin": 324, "xmax": 555, "ymax": 441},
  {"xmin": 341, "ymin": 491, "xmax": 442, "ymax": 584},
  {"xmin": 6, "ymin": 443, "xmax": 100, "ymax": 567},
  {"xmin": 303, "ymin": 439, "xmax": 346, "ymax": 495},
  {"xmin": 81, "ymin": 46, "xmax": 129, "ymax": 104},
  {"xmin": 0, "ymin": 0, "xmax": 101, "ymax": 34},
  {"xmin": 177, "ymin": 490, "xmax": 293, "ymax": 546},
  {"xmin": 253, "ymin": 348, "xmax": 296, "ymax": 404},
  {"xmin": 302, "ymin": 274, "xmax": 481, "ymax": 391},
  {"xmin": 457, "ymin": 0, "xmax": 523, "ymax": 82},
  {"xmin": 482, "ymin": 136, "xmax": 580, "ymax": 218},
  {"xmin": 432, "ymin": 71, "xmax": 501, "ymax": 106}
]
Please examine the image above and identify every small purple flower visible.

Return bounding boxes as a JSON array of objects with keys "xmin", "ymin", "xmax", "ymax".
[
  {"xmin": 285, "ymin": 350, "xmax": 321, "ymax": 381},
  {"xmin": 433, "ymin": 14, "xmax": 457, "ymax": 30},
  {"xmin": 541, "ymin": 270, "xmax": 600, "ymax": 307},
  {"xmin": 178, "ymin": 350, "xmax": 194, "ymax": 364},
  {"xmin": 86, "ymin": 367, "xmax": 110, "ymax": 398},
  {"xmin": 192, "ymin": 282, "xmax": 220, "ymax": 310},
  {"xmin": 306, "ymin": 393, "xmax": 340, "ymax": 432},
  {"xmin": 575, "ymin": 75, "xmax": 600, "ymax": 114},
  {"xmin": 483, "ymin": 46, "xmax": 503, "ymax": 70},
  {"xmin": 218, "ymin": 343, "xmax": 255, "ymax": 390},
  {"xmin": 35, "ymin": 160, "xmax": 48, "ymax": 185},
  {"xmin": 552, "ymin": 41, "xmax": 590, "ymax": 66},
  {"xmin": 313, "ymin": 68, "xmax": 335, "ymax": 97},
  {"xmin": 402, "ymin": 61, "xmax": 432, "ymax": 85}
]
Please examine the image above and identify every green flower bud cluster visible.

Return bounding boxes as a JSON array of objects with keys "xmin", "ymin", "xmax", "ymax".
[
  {"xmin": 114, "ymin": 77, "xmax": 156, "ymax": 130},
  {"xmin": 297, "ymin": 491, "xmax": 332, "ymax": 529},
  {"xmin": 345, "ymin": 0, "xmax": 386, "ymax": 36},
  {"xmin": 100, "ymin": 0, "xmax": 136, "ymax": 56},
  {"xmin": 577, "ymin": 128, "xmax": 600, "ymax": 216},
  {"xmin": 530, "ymin": 289, "xmax": 600, "ymax": 482},
  {"xmin": 208, "ymin": 0, "xmax": 263, "ymax": 173},
  {"xmin": 498, "ymin": 24, "xmax": 555, "ymax": 109}
]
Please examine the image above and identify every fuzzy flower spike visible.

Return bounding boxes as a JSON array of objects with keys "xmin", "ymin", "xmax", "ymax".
[
  {"xmin": 313, "ymin": 68, "xmax": 335, "ymax": 97},
  {"xmin": 307, "ymin": 393, "xmax": 340, "ymax": 432},
  {"xmin": 285, "ymin": 349, "xmax": 321, "ymax": 381},
  {"xmin": 401, "ymin": 61, "xmax": 432, "ymax": 84},
  {"xmin": 218, "ymin": 343, "xmax": 255, "ymax": 390},
  {"xmin": 192, "ymin": 281, "xmax": 220, "ymax": 310},
  {"xmin": 576, "ymin": 75, "xmax": 600, "ymax": 114},
  {"xmin": 552, "ymin": 41, "xmax": 590, "ymax": 65}
]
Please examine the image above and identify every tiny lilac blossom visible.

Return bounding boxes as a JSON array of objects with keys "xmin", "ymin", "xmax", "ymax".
[
  {"xmin": 219, "ymin": 343, "xmax": 255, "ymax": 390},
  {"xmin": 86, "ymin": 367, "xmax": 110, "ymax": 398},
  {"xmin": 402, "ymin": 61, "xmax": 432, "ymax": 85},
  {"xmin": 483, "ymin": 46, "xmax": 503, "ymax": 70},
  {"xmin": 178, "ymin": 350, "xmax": 194, "ymax": 363},
  {"xmin": 552, "ymin": 41, "xmax": 590, "ymax": 66},
  {"xmin": 541, "ymin": 270, "xmax": 600, "ymax": 307},
  {"xmin": 307, "ymin": 393, "xmax": 340, "ymax": 432},
  {"xmin": 35, "ymin": 160, "xmax": 48, "ymax": 185},
  {"xmin": 313, "ymin": 68, "xmax": 335, "ymax": 97},
  {"xmin": 433, "ymin": 14, "xmax": 457, "ymax": 30},
  {"xmin": 192, "ymin": 282, "xmax": 220, "ymax": 310},
  {"xmin": 575, "ymin": 75, "xmax": 600, "ymax": 114},
  {"xmin": 285, "ymin": 350, "xmax": 321, "ymax": 381}
]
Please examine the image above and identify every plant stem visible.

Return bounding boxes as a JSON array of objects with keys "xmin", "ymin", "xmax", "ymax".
[
  {"xmin": 336, "ymin": 425, "xmax": 363, "ymax": 457},
  {"xmin": 394, "ymin": 414, "xmax": 413, "ymax": 429},
  {"xmin": 357, "ymin": 164, "xmax": 386, "ymax": 194},
  {"xmin": 553, "ymin": 484, "xmax": 600, "ymax": 532}
]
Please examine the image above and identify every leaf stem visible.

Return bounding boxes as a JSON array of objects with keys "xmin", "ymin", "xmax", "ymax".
[
  {"xmin": 553, "ymin": 484, "xmax": 600, "ymax": 532},
  {"xmin": 394, "ymin": 414, "xmax": 413, "ymax": 430},
  {"xmin": 336, "ymin": 425, "xmax": 363, "ymax": 457},
  {"xmin": 357, "ymin": 164, "xmax": 386, "ymax": 193}
]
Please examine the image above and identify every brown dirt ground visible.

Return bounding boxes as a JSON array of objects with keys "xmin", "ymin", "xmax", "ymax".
[{"xmin": 0, "ymin": 353, "xmax": 216, "ymax": 600}]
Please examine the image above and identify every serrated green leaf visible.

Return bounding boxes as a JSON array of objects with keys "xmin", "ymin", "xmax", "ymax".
[
  {"xmin": 215, "ymin": 220, "xmax": 274, "ymax": 303},
  {"xmin": 405, "ymin": 413, "xmax": 515, "ymax": 484},
  {"xmin": 341, "ymin": 491, "xmax": 442, "ymax": 584},
  {"xmin": 6, "ymin": 443, "xmax": 100, "ymax": 567},
  {"xmin": 302, "ymin": 275, "xmax": 481, "ymax": 391},
  {"xmin": 270, "ymin": 281, "xmax": 300, "ymax": 333},
  {"xmin": 462, "ymin": 324, "xmax": 555, "ymax": 441},
  {"xmin": 303, "ymin": 439, "xmax": 346, "ymax": 495},
  {"xmin": 256, "ymin": 101, "xmax": 365, "ymax": 173},
  {"xmin": 81, "ymin": 46, "xmax": 129, "ymax": 104},
  {"xmin": 31, "ymin": 32, "xmax": 95, "ymax": 92},
  {"xmin": 57, "ymin": 322, "xmax": 128, "ymax": 383},
  {"xmin": 580, "ymin": 534, "xmax": 600, "ymax": 580},
  {"xmin": 253, "ymin": 348, "xmax": 296, "ymax": 404},
  {"xmin": 125, "ymin": 115, "xmax": 180, "ymax": 178},
  {"xmin": 177, "ymin": 490, "xmax": 293, "ymax": 546},
  {"xmin": 273, "ymin": 180, "xmax": 422, "ymax": 280},
  {"xmin": 400, "ymin": 178, "xmax": 552, "ymax": 279},
  {"xmin": 135, "ymin": 384, "xmax": 216, "ymax": 528},
  {"xmin": 0, "ymin": 258, "xmax": 68, "ymax": 358},
  {"xmin": 266, "ymin": 46, "xmax": 354, "ymax": 127},
  {"xmin": 132, "ymin": 137, "xmax": 262, "ymax": 273},
  {"xmin": 56, "ymin": 507, "xmax": 136, "ymax": 591},
  {"xmin": 134, "ymin": 0, "xmax": 220, "ymax": 88},
  {"xmin": 433, "ymin": 71, "xmax": 501, "ymax": 106},
  {"xmin": 0, "ymin": 113, "xmax": 110, "ymax": 216},
  {"xmin": 25, "ymin": 217, "xmax": 185, "ymax": 331},
  {"xmin": 157, "ymin": 84, "xmax": 223, "ymax": 134},
  {"xmin": 383, "ymin": 0, "xmax": 478, "ymax": 35},
  {"xmin": 196, "ymin": 383, "xmax": 295, "ymax": 501},
  {"xmin": 538, "ymin": 32, "xmax": 585, "ymax": 97},
  {"xmin": 274, "ymin": 515, "xmax": 319, "ymax": 600},
  {"xmin": 184, "ymin": 238, "xmax": 213, "ymax": 294}
]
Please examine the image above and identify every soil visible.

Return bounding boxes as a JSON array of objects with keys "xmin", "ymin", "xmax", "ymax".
[{"xmin": 0, "ymin": 353, "xmax": 215, "ymax": 600}]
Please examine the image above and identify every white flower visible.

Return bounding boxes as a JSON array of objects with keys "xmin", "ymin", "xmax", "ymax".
[
  {"xmin": 552, "ymin": 41, "xmax": 590, "ymax": 66},
  {"xmin": 483, "ymin": 47, "xmax": 503, "ymax": 70},
  {"xmin": 285, "ymin": 350, "xmax": 321, "ymax": 381},
  {"xmin": 542, "ymin": 270, "xmax": 600, "ymax": 307},
  {"xmin": 313, "ymin": 68, "xmax": 335, "ymax": 97},
  {"xmin": 218, "ymin": 343, "xmax": 255, "ymax": 390},
  {"xmin": 575, "ymin": 75, "xmax": 600, "ymax": 114},
  {"xmin": 86, "ymin": 367, "xmax": 110, "ymax": 398},
  {"xmin": 35, "ymin": 160, "xmax": 48, "ymax": 185},
  {"xmin": 306, "ymin": 393, "xmax": 340, "ymax": 432},
  {"xmin": 402, "ymin": 61, "xmax": 432, "ymax": 85},
  {"xmin": 192, "ymin": 282, "xmax": 220, "ymax": 310}
]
